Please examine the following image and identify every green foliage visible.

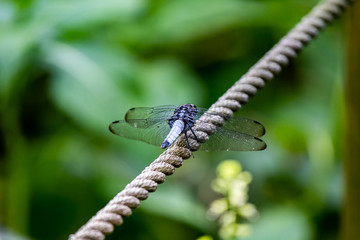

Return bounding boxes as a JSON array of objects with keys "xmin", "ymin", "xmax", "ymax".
[{"xmin": 0, "ymin": 0, "xmax": 346, "ymax": 240}]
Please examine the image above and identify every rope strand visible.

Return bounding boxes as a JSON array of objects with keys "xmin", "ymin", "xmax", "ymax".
[{"xmin": 69, "ymin": 0, "xmax": 353, "ymax": 239}]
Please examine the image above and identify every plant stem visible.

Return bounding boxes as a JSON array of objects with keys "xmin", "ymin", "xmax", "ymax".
[{"xmin": 342, "ymin": 1, "xmax": 360, "ymax": 239}]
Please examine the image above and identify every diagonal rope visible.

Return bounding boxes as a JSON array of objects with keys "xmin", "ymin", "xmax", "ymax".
[{"xmin": 69, "ymin": 0, "xmax": 353, "ymax": 239}]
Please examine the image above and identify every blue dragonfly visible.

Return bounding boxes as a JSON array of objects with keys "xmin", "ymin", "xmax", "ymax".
[{"xmin": 109, "ymin": 104, "xmax": 266, "ymax": 151}]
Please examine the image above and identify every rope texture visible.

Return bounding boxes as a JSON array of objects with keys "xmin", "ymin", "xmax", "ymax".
[{"xmin": 70, "ymin": 0, "xmax": 352, "ymax": 239}]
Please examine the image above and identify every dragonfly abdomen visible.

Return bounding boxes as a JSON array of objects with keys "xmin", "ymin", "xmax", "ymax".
[{"xmin": 161, "ymin": 120, "xmax": 185, "ymax": 149}]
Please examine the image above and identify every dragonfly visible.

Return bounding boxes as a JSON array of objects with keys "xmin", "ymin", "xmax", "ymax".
[{"xmin": 109, "ymin": 104, "xmax": 266, "ymax": 151}]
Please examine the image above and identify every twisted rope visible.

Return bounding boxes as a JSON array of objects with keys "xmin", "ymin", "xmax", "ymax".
[{"xmin": 70, "ymin": 0, "xmax": 352, "ymax": 239}]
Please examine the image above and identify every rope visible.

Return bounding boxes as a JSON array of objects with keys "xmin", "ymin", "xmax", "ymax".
[{"xmin": 69, "ymin": 0, "xmax": 353, "ymax": 239}]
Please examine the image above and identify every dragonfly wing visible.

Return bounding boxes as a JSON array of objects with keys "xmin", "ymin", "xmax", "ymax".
[
  {"xmin": 195, "ymin": 108, "xmax": 265, "ymax": 137},
  {"xmin": 221, "ymin": 117, "xmax": 265, "ymax": 137},
  {"xmin": 109, "ymin": 120, "xmax": 170, "ymax": 146},
  {"xmin": 124, "ymin": 105, "xmax": 176, "ymax": 128},
  {"xmin": 199, "ymin": 128, "xmax": 267, "ymax": 151}
]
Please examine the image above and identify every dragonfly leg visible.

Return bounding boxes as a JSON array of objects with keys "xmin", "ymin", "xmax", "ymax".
[
  {"xmin": 184, "ymin": 131, "xmax": 191, "ymax": 149},
  {"xmin": 184, "ymin": 131, "xmax": 195, "ymax": 158},
  {"xmin": 189, "ymin": 126, "xmax": 198, "ymax": 142}
]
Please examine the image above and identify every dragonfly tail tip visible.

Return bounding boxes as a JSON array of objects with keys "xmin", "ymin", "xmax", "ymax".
[{"xmin": 161, "ymin": 141, "xmax": 170, "ymax": 149}]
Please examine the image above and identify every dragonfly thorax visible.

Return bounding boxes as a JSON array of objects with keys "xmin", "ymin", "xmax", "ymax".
[
  {"xmin": 160, "ymin": 104, "xmax": 199, "ymax": 149},
  {"xmin": 167, "ymin": 104, "xmax": 198, "ymax": 132}
]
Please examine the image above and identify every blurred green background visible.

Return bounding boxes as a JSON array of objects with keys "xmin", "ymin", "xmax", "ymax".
[{"xmin": 0, "ymin": 0, "xmax": 349, "ymax": 239}]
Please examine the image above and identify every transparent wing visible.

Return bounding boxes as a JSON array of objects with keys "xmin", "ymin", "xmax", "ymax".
[
  {"xmin": 199, "ymin": 128, "xmax": 267, "ymax": 151},
  {"xmin": 109, "ymin": 105, "xmax": 266, "ymax": 151},
  {"xmin": 124, "ymin": 105, "xmax": 176, "ymax": 128},
  {"xmin": 195, "ymin": 108, "xmax": 265, "ymax": 137},
  {"xmin": 109, "ymin": 119, "xmax": 170, "ymax": 146}
]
